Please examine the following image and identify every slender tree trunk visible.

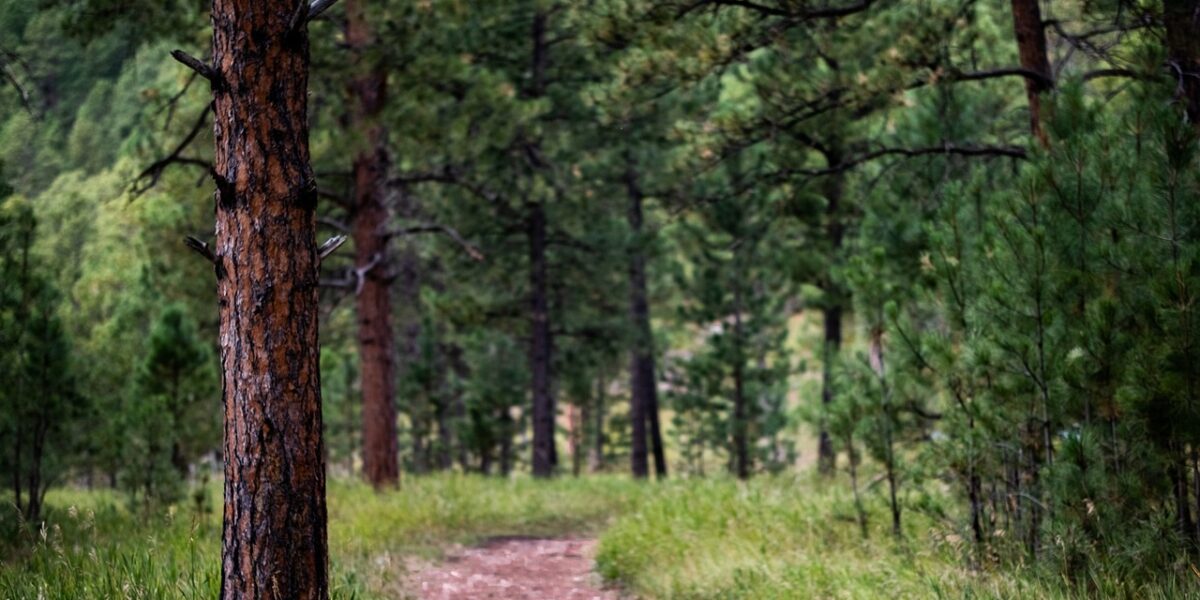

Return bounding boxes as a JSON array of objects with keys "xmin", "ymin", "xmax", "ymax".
[
  {"xmin": 345, "ymin": 0, "xmax": 399, "ymax": 489},
  {"xmin": 646, "ymin": 370, "xmax": 667, "ymax": 478},
  {"xmin": 434, "ymin": 375, "xmax": 454, "ymax": 471},
  {"xmin": 627, "ymin": 179, "xmax": 649, "ymax": 479},
  {"xmin": 846, "ymin": 434, "xmax": 868, "ymax": 539},
  {"xmin": 1010, "ymin": 0, "xmax": 1053, "ymax": 143},
  {"xmin": 589, "ymin": 374, "xmax": 606, "ymax": 472},
  {"xmin": 732, "ymin": 274, "xmax": 750, "ymax": 480},
  {"xmin": 499, "ymin": 408, "xmax": 514, "ymax": 477},
  {"xmin": 817, "ymin": 155, "xmax": 845, "ymax": 476},
  {"xmin": 818, "ymin": 304, "xmax": 842, "ymax": 474},
  {"xmin": 11, "ymin": 426, "xmax": 21, "ymax": 517},
  {"xmin": 208, "ymin": 1, "xmax": 327, "ymax": 596},
  {"xmin": 1165, "ymin": 0, "xmax": 1200, "ymax": 127},
  {"xmin": 625, "ymin": 158, "xmax": 667, "ymax": 480},
  {"xmin": 528, "ymin": 200, "xmax": 556, "ymax": 477},
  {"xmin": 1172, "ymin": 446, "xmax": 1197, "ymax": 546},
  {"xmin": 869, "ymin": 326, "xmax": 901, "ymax": 537}
]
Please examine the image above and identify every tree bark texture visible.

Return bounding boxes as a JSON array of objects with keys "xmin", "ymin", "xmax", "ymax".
[
  {"xmin": 209, "ymin": 1, "xmax": 328, "ymax": 597},
  {"xmin": 345, "ymin": 0, "xmax": 399, "ymax": 489},
  {"xmin": 1010, "ymin": 0, "xmax": 1053, "ymax": 144}
]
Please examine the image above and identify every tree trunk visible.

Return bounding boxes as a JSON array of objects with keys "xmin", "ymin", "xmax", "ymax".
[
  {"xmin": 646, "ymin": 370, "xmax": 667, "ymax": 478},
  {"xmin": 869, "ymin": 326, "xmax": 901, "ymax": 537},
  {"xmin": 732, "ymin": 275, "xmax": 750, "ymax": 481},
  {"xmin": 499, "ymin": 408, "xmax": 514, "ymax": 477},
  {"xmin": 209, "ymin": 2, "xmax": 328, "ymax": 597},
  {"xmin": 589, "ymin": 374, "xmax": 606, "ymax": 472},
  {"xmin": 818, "ymin": 304, "xmax": 841, "ymax": 474},
  {"xmin": 528, "ymin": 200, "xmax": 556, "ymax": 478},
  {"xmin": 1010, "ymin": 0, "xmax": 1053, "ymax": 144},
  {"xmin": 1165, "ymin": 0, "xmax": 1200, "ymax": 127},
  {"xmin": 347, "ymin": 0, "xmax": 399, "ymax": 489},
  {"xmin": 625, "ymin": 159, "xmax": 667, "ymax": 480},
  {"xmin": 817, "ymin": 157, "xmax": 845, "ymax": 476}
]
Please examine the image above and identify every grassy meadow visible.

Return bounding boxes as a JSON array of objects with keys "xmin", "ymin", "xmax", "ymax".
[{"xmin": 4, "ymin": 474, "xmax": 1198, "ymax": 599}]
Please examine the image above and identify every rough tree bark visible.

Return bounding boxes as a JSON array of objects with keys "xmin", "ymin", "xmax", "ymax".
[
  {"xmin": 207, "ymin": 1, "xmax": 328, "ymax": 596},
  {"xmin": 1010, "ymin": 0, "xmax": 1053, "ymax": 144},
  {"xmin": 346, "ymin": 0, "xmax": 399, "ymax": 489},
  {"xmin": 1165, "ymin": 0, "xmax": 1200, "ymax": 127},
  {"xmin": 626, "ymin": 158, "xmax": 666, "ymax": 479}
]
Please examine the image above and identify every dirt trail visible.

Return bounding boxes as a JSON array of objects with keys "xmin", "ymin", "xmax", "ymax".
[{"xmin": 408, "ymin": 536, "xmax": 620, "ymax": 600}]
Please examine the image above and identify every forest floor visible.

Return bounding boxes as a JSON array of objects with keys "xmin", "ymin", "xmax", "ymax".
[
  {"xmin": 405, "ymin": 536, "xmax": 618, "ymax": 600},
  {"xmin": 3, "ymin": 475, "xmax": 1198, "ymax": 599}
]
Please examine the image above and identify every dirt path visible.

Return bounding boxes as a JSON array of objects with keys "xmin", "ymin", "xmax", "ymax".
[{"xmin": 407, "ymin": 536, "xmax": 620, "ymax": 600}]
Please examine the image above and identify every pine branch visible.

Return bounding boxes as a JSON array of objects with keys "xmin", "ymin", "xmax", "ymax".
[
  {"xmin": 318, "ymin": 235, "xmax": 348, "ymax": 262},
  {"xmin": 133, "ymin": 106, "xmax": 213, "ymax": 196},
  {"xmin": 170, "ymin": 50, "xmax": 216, "ymax": 83},
  {"xmin": 183, "ymin": 236, "xmax": 219, "ymax": 267}
]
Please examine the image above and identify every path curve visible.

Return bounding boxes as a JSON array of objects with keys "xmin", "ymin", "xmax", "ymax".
[{"xmin": 408, "ymin": 536, "xmax": 620, "ymax": 600}]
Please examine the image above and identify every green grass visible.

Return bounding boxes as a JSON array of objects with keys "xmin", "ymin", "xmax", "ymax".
[
  {"xmin": 0, "ymin": 475, "xmax": 648, "ymax": 599},
  {"xmin": 3, "ymin": 474, "xmax": 1198, "ymax": 599},
  {"xmin": 595, "ymin": 474, "xmax": 1200, "ymax": 599}
]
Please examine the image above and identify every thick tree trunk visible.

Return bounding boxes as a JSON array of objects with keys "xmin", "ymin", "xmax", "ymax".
[
  {"xmin": 209, "ymin": 2, "xmax": 328, "ymax": 597},
  {"xmin": 1010, "ymin": 0, "xmax": 1053, "ymax": 143},
  {"xmin": 346, "ymin": 0, "xmax": 399, "ymax": 489},
  {"xmin": 1165, "ymin": 0, "xmax": 1200, "ymax": 126},
  {"xmin": 625, "ymin": 160, "xmax": 667, "ymax": 480},
  {"xmin": 528, "ymin": 200, "xmax": 556, "ymax": 477}
]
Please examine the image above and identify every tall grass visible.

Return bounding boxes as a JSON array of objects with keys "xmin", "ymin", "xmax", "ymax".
[
  {"xmin": 4, "ymin": 474, "xmax": 1198, "ymax": 598},
  {"xmin": 594, "ymin": 475, "xmax": 1200, "ymax": 599},
  {"xmin": 0, "ymin": 475, "xmax": 647, "ymax": 599}
]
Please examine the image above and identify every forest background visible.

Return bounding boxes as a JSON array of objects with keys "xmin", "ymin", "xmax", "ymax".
[{"xmin": 4, "ymin": 0, "xmax": 1200, "ymax": 598}]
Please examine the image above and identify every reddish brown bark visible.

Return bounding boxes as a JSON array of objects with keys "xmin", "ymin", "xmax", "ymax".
[
  {"xmin": 346, "ymin": 0, "xmax": 399, "ymax": 489},
  {"xmin": 1165, "ymin": 0, "xmax": 1200, "ymax": 127},
  {"xmin": 209, "ymin": 1, "xmax": 328, "ymax": 597},
  {"xmin": 1010, "ymin": 0, "xmax": 1053, "ymax": 144}
]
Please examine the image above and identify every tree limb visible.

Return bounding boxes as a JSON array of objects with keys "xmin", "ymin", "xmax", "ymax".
[
  {"xmin": 318, "ymin": 235, "xmax": 347, "ymax": 262},
  {"xmin": 308, "ymin": 0, "xmax": 340, "ymax": 21},
  {"xmin": 170, "ymin": 50, "xmax": 216, "ymax": 83},
  {"xmin": 788, "ymin": 144, "xmax": 1027, "ymax": 177},
  {"xmin": 677, "ymin": 0, "xmax": 875, "ymax": 19},
  {"xmin": 133, "ymin": 106, "xmax": 213, "ymax": 196}
]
